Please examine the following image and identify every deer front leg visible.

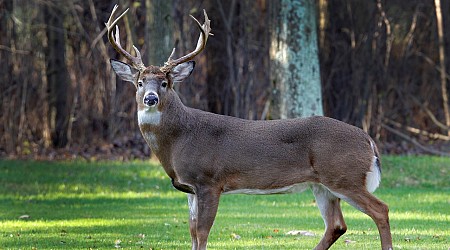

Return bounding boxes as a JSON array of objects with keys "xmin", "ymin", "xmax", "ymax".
[
  {"xmin": 189, "ymin": 187, "xmax": 220, "ymax": 250},
  {"xmin": 312, "ymin": 184, "xmax": 347, "ymax": 250},
  {"xmin": 187, "ymin": 194, "xmax": 198, "ymax": 250}
]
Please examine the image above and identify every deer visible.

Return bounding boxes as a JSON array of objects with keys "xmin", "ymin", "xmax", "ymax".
[{"xmin": 106, "ymin": 5, "xmax": 393, "ymax": 250}]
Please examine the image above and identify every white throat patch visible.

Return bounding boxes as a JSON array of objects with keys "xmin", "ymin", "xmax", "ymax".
[
  {"xmin": 137, "ymin": 109, "xmax": 161, "ymax": 151},
  {"xmin": 137, "ymin": 109, "xmax": 161, "ymax": 126}
]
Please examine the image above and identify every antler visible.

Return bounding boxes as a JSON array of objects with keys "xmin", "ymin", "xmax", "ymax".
[
  {"xmin": 160, "ymin": 9, "xmax": 212, "ymax": 73},
  {"xmin": 106, "ymin": 5, "xmax": 146, "ymax": 72}
]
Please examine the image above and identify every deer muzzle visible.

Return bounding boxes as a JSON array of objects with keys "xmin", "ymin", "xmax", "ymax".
[{"xmin": 143, "ymin": 92, "xmax": 159, "ymax": 107}]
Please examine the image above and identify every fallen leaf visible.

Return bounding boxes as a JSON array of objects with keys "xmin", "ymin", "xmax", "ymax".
[
  {"xmin": 18, "ymin": 214, "xmax": 30, "ymax": 220},
  {"xmin": 231, "ymin": 233, "xmax": 241, "ymax": 240},
  {"xmin": 344, "ymin": 239, "xmax": 356, "ymax": 245},
  {"xmin": 285, "ymin": 230, "xmax": 315, "ymax": 237},
  {"xmin": 114, "ymin": 239, "xmax": 122, "ymax": 248}
]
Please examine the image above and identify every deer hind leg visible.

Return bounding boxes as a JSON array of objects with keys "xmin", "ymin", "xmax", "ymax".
[
  {"xmin": 189, "ymin": 187, "xmax": 220, "ymax": 250},
  {"xmin": 340, "ymin": 190, "xmax": 393, "ymax": 250},
  {"xmin": 312, "ymin": 184, "xmax": 347, "ymax": 250}
]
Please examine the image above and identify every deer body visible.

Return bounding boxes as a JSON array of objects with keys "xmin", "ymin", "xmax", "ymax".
[
  {"xmin": 106, "ymin": 6, "xmax": 393, "ymax": 250},
  {"xmin": 140, "ymin": 93, "xmax": 377, "ymax": 195}
]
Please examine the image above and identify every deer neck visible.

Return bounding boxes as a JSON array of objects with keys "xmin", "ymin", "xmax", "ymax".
[
  {"xmin": 137, "ymin": 90, "xmax": 190, "ymax": 159},
  {"xmin": 137, "ymin": 90, "xmax": 191, "ymax": 179}
]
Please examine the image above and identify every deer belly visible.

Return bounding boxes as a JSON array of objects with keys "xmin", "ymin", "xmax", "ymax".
[{"xmin": 223, "ymin": 183, "xmax": 310, "ymax": 195}]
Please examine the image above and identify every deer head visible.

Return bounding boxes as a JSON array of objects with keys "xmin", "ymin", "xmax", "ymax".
[{"xmin": 106, "ymin": 5, "xmax": 211, "ymax": 119}]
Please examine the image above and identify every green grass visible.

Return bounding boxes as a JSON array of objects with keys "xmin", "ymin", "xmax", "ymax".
[{"xmin": 0, "ymin": 156, "xmax": 448, "ymax": 249}]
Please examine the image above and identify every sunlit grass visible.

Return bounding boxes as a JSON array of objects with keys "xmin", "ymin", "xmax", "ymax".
[{"xmin": 0, "ymin": 156, "xmax": 449, "ymax": 249}]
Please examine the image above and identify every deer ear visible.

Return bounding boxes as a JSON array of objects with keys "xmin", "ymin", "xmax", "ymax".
[
  {"xmin": 169, "ymin": 61, "xmax": 195, "ymax": 83},
  {"xmin": 110, "ymin": 59, "xmax": 139, "ymax": 84}
]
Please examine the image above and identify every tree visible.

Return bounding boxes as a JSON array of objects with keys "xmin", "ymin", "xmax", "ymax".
[
  {"xmin": 44, "ymin": 1, "xmax": 72, "ymax": 148},
  {"xmin": 0, "ymin": 0, "xmax": 16, "ymax": 153},
  {"xmin": 204, "ymin": 0, "xmax": 270, "ymax": 119},
  {"xmin": 434, "ymin": 0, "xmax": 450, "ymax": 136},
  {"xmin": 145, "ymin": 0, "xmax": 173, "ymax": 65},
  {"xmin": 270, "ymin": 0, "xmax": 323, "ymax": 119}
]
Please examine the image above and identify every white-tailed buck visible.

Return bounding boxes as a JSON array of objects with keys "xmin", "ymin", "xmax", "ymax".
[{"xmin": 106, "ymin": 5, "xmax": 393, "ymax": 250}]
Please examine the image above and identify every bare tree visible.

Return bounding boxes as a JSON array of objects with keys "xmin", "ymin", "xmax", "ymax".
[
  {"xmin": 0, "ymin": 0, "xmax": 15, "ymax": 153},
  {"xmin": 205, "ymin": 0, "xmax": 270, "ymax": 119},
  {"xmin": 434, "ymin": 0, "xmax": 450, "ymax": 136},
  {"xmin": 44, "ymin": 1, "xmax": 72, "ymax": 147}
]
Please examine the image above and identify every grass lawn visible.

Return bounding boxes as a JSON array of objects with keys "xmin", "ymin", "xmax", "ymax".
[{"xmin": 0, "ymin": 156, "xmax": 448, "ymax": 249}]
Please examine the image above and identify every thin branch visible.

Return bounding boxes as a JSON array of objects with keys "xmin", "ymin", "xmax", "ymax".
[
  {"xmin": 423, "ymin": 106, "xmax": 450, "ymax": 131},
  {"xmin": 410, "ymin": 95, "xmax": 450, "ymax": 131},
  {"xmin": 0, "ymin": 44, "xmax": 30, "ymax": 55},
  {"xmin": 381, "ymin": 123, "xmax": 450, "ymax": 156},
  {"xmin": 384, "ymin": 118, "xmax": 450, "ymax": 141},
  {"xmin": 402, "ymin": 6, "xmax": 419, "ymax": 56},
  {"xmin": 377, "ymin": 0, "xmax": 393, "ymax": 68}
]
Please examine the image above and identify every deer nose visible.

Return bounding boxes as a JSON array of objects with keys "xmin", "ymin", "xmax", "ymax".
[{"xmin": 143, "ymin": 93, "xmax": 159, "ymax": 107}]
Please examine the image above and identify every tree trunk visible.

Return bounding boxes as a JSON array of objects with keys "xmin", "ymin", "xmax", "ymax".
[
  {"xmin": 45, "ymin": 1, "xmax": 71, "ymax": 148},
  {"xmin": 434, "ymin": 0, "xmax": 450, "ymax": 136},
  {"xmin": 206, "ymin": 2, "xmax": 229, "ymax": 115},
  {"xmin": 0, "ymin": 0, "xmax": 15, "ymax": 153},
  {"xmin": 145, "ymin": 0, "xmax": 173, "ymax": 66},
  {"xmin": 270, "ymin": 0, "xmax": 323, "ymax": 119}
]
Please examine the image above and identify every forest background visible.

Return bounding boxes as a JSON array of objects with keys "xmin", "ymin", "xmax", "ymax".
[{"xmin": 1, "ymin": 0, "xmax": 449, "ymax": 160}]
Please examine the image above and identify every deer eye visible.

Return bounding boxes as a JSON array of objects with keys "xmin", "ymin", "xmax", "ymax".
[
  {"xmin": 137, "ymin": 80, "xmax": 143, "ymax": 87},
  {"xmin": 161, "ymin": 80, "xmax": 168, "ymax": 88}
]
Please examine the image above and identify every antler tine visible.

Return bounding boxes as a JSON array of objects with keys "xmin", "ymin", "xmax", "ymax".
[
  {"xmin": 161, "ymin": 9, "xmax": 212, "ymax": 73},
  {"xmin": 106, "ymin": 5, "xmax": 146, "ymax": 71},
  {"xmin": 167, "ymin": 48, "xmax": 176, "ymax": 61}
]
